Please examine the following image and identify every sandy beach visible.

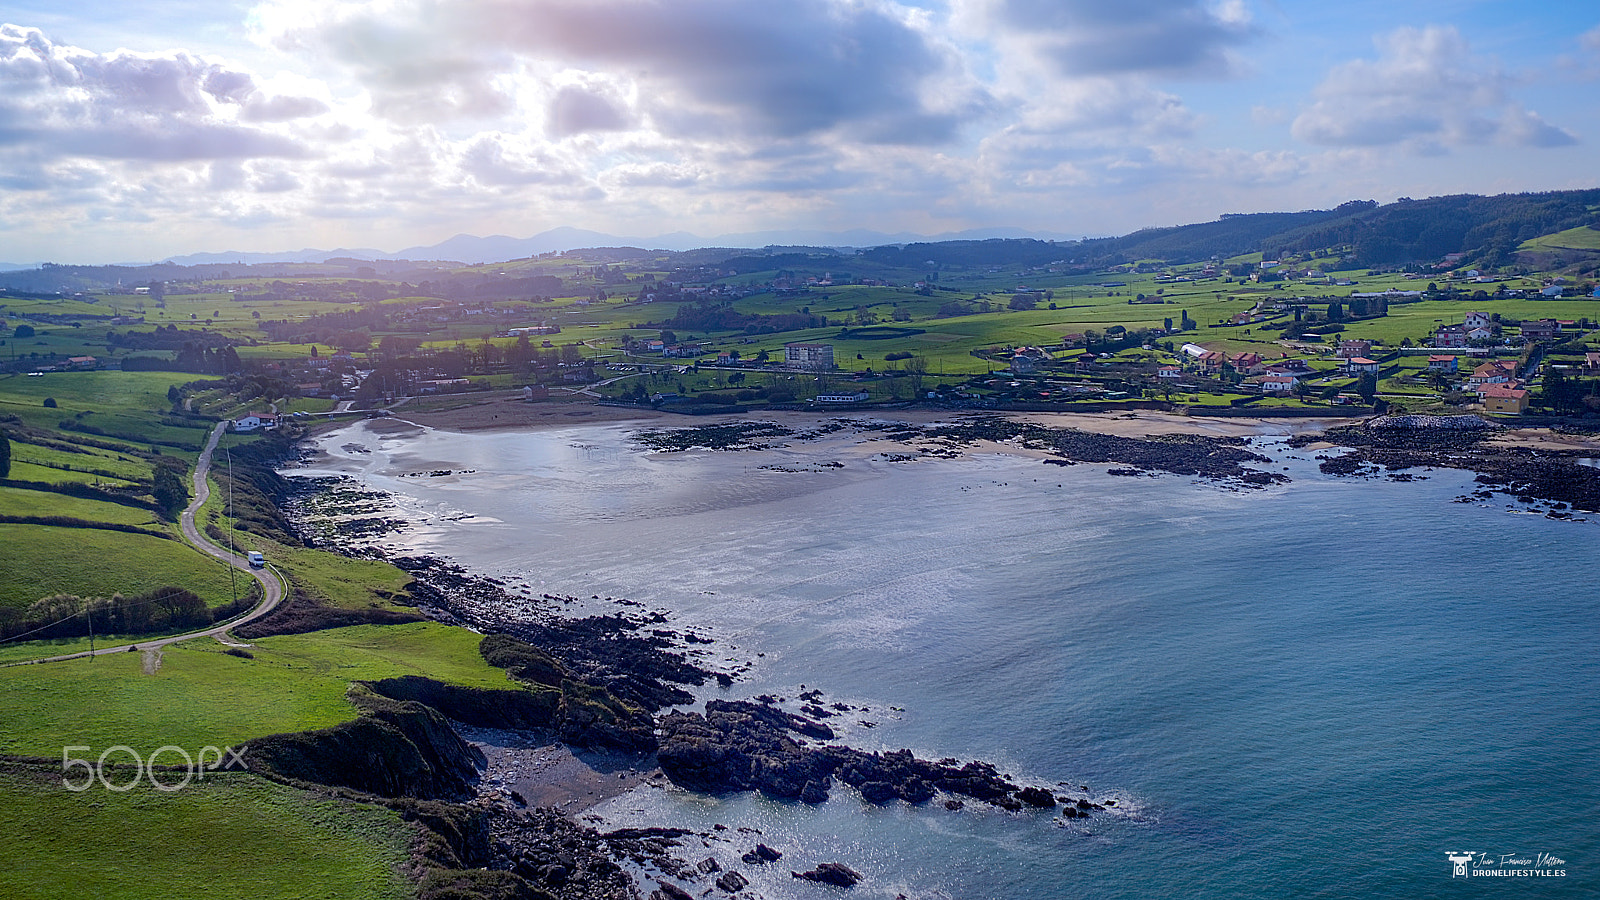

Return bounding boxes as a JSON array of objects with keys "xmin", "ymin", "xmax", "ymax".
[{"xmin": 383, "ymin": 392, "xmax": 1364, "ymax": 441}]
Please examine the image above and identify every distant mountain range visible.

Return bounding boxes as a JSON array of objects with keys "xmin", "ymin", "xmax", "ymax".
[
  {"xmin": 4, "ymin": 191, "xmax": 1597, "ymax": 289},
  {"xmin": 147, "ymin": 225, "xmax": 1081, "ymax": 268}
]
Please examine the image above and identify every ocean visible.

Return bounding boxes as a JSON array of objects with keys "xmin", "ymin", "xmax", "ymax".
[{"xmin": 294, "ymin": 418, "xmax": 1600, "ymax": 899}]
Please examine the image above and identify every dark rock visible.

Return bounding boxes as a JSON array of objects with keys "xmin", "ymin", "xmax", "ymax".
[
  {"xmin": 944, "ymin": 799, "xmax": 964, "ymax": 811},
  {"xmin": 697, "ymin": 856, "xmax": 721, "ymax": 874},
  {"xmin": 1017, "ymin": 786, "xmax": 1056, "ymax": 808},
  {"xmin": 715, "ymin": 871, "xmax": 749, "ymax": 893},
  {"xmin": 654, "ymin": 882, "xmax": 694, "ymax": 900},
  {"xmin": 793, "ymin": 863, "xmax": 862, "ymax": 888},
  {"xmin": 741, "ymin": 843, "xmax": 782, "ymax": 865},
  {"xmin": 858, "ymin": 780, "xmax": 897, "ymax": 803}
]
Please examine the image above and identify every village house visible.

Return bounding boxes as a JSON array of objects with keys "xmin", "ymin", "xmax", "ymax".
[
  {"xmin": 1426, "ymin": 355, "xmax": 1459, "ymax": 374},
  {"xmin": 1463, "ymin": 311, "xmax": 1493, "ymax": 330},
  {"xmin": 1586, "ymin": 351, "xmax": 1600, "ymax": 374},
  {"xmin": 1336, "ymin": 340, "xmax": 1373, "ymax": 359},
  {"xmin": 1467, "ymin": 360, "xmax": 1518, "ymax": 387},
  {"xmin": 230, "ymin": 413, "xmax": 276, "ymax": 432},
  {"xmin": 66, "ymin": 356, "xmax": 97, "ymax": 370},
  {"xmin": 1343, "ymin": 357, "xmax": 1381, "ymax": 375},
  {"xmin": 814, "ymin": 390, "xmax": 870, "ymax": 403},
  {"xmin": 1255, "ymin": 374, "xmax": 1299, "ymax": 393},
  {"xmin": 1157, "ymin": 365, "xmax": 1184, "ymax": 379},
  {"xmin": 1231, "ymin": 352, "xmax": 1263, "ymax": 372},
  {"xmin": 1478, "ymin": 384, "xmax": 1530, "ymax": 415},
  {"xmin": 1197, "ymin": 350, "xmax": 1228, "ymax": 376},
  {"xmin": 1520, "ymin": 319, "xmax": 1561, "ymax": 341},
  {"xmin": 1264, "ymin": 360, "xmax": 1316, "ymax": 379},
  {"xmin": 1434, "ymin": 324, "xmax": 1469, "ymax": 348}
]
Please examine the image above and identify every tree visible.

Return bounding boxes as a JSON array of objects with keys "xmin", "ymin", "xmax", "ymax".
[
  {"xmin": 1356, "ymin": 373, "xmax": 1378, "ymax": 404},
  {"xmin": 42, "ymin": 397, "xmax": 56, "ymax": 408},
  {"xmin": 0, "ymin": 428, "xmax": 9, "ymax": 478},
  {"xmin": 905, "ymin": 356, "xmax": 929, "ymax": 395},
  {"xmin": 14, "ymin": 324, "xmax": 34, "ymax": 338},
  {"xmin": 151, "ymin": 462, "xmax": 189, "ymax": 520}
]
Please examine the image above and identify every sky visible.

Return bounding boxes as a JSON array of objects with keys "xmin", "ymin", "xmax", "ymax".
[{"xmin": 0, "ymin": 0, "xmax": 1597, "ymax": 263}]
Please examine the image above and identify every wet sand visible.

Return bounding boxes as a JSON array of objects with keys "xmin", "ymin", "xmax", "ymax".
[{"xmin": 460, "ymin": 724, "xmax": 659, "ymax": 815}]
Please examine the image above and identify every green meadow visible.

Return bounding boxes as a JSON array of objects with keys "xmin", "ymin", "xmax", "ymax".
[
  {"xmin": 0, "ymin": 525, "xmax": 235, "ymax": 613},
  {"xmin": 0, "ymin": 768, "xmax": 412, "ymax": 900},
  {"xmin": 0, "ymin": 623, "xmax": 514, "ymax": 756}
]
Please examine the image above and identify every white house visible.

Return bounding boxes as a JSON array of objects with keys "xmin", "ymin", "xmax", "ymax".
[{"xmin": 231, "ymin": 414, "xmax": 277, "ymax": 432}]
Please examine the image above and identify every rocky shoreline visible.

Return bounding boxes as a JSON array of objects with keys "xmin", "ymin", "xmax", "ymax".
[
  {"xmin": 261, "ymin": 447, "xmax": 1104, "ymax": 899},
  {"xmin": 632, "ymin": 414, "xmax": 1291, "ymax": 488},
  {"xmin": 1290, "ymin": 416, "xmax": 1600, "ymax": 513}
]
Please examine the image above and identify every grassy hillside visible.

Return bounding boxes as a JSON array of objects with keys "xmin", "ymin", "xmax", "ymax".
[
  {"xmin": 0, "ymin": 769, "xmax": 412, "ymax": 900},
  {"xmin": 0, "ymin": 623, "xmax": 512, "ymax": 756},
  {"xmin": 0, "ymin": 525, "xmax": 235, "ymax": 612}
]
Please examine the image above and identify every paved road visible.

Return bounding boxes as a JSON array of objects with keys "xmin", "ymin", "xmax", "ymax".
[{"xmin": 5, "ymin": 423, "xmax": 286, "ymax": 666}]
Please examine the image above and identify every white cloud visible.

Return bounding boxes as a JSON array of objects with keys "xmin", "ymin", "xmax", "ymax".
[
  {"xmin": 0, "ymin": 24, "xmax": 311, "ymax": 162},
  {"xmin": 1291, "ymin": 25, "xmax": 1578, "ymax": 151}
]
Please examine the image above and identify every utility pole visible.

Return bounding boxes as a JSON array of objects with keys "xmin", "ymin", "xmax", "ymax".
[{"xmin": 225, "ymin": 447, "xmax": 237, "ymax": 609}]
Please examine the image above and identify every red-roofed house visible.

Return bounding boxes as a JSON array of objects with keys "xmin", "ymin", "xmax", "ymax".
[
  {"xmin": 1343, "ymin": 357, "xmax": 1381, "ymax": 375},
  {"xmin": 1468, "ymin": 361, "xmax": 1517, "ymax": 386},
  {"xmin": 1426, "ymin": 355, "xmax": 1458, "ymax": 373},
  {"xmin": 1478, "ymin": 384, "xmax": 1529, "ymax": 415}
]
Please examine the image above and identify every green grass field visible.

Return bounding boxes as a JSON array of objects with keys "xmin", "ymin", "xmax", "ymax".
[
  {"xmin": 0, "ymin": 485, "xmax": 164, "ymax": 528},
  {"xmin": 1520, "ymin": 225, "xmax": 1600, "ymax": 252},
  {"xmin": 0, "ymin": 768, "xmax": 412, "ymax": 900},
  {"xmin": 0, "ymin": 525, "xmax": 234, "ymax": 612},
  {"xmin": 0, "ymin": 623, "xmax": 514, "ymax": 756}
]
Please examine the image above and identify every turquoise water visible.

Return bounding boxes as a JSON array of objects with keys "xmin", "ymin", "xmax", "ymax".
[{"xmin": 300, "ymin": 421, "xmax": 1600, "ymax": 898}]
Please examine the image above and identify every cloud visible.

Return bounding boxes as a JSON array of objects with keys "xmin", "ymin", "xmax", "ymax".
[
  {"xmin": 256, "ymin": 0, "xmax": 992, "ymax": 144},
  {"xmin": 0, "ymin": 24, "xmax": 311, "ymax": 162},
  {"xmin": 1291, "ymin": 25, "xmax": 1578, "ymax": 150},
  {"xmin": 546, "ymin": 84, "xmax": 632, "ymax": 137},
  {"xmin": 970, "ymin": 0, "xmax": 1256, "ymax": 79},
  {"xmin": 241, "ymin": 93, "xmax": 330, "ymax": 122}
]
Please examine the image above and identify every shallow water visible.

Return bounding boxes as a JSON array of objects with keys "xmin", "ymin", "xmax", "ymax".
[{"xmin": 293, "ymin": 420, "xmax": 1600, "ymax": 898}]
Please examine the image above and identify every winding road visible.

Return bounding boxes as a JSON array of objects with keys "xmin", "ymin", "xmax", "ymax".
[{"xmin": 5, "ymin": 422, "xmax": 286, "ymax": 665}]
